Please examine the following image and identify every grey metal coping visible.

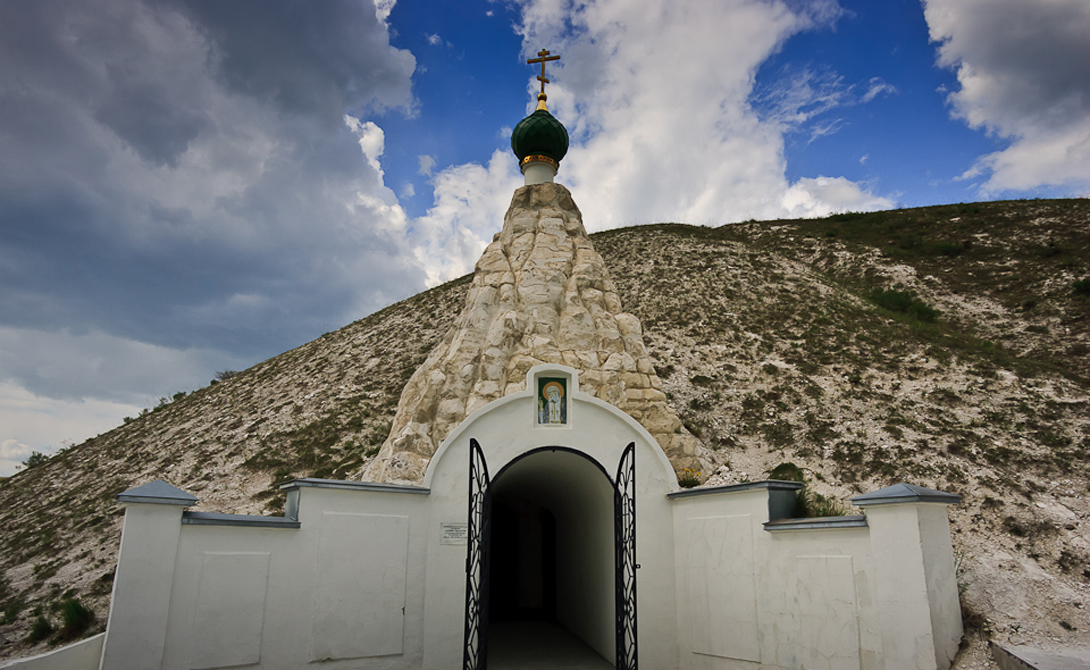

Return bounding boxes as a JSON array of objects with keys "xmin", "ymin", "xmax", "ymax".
[
  {"xmin": 851, "ymin": 482, "xmax": 961, "ymax": 507},
  {"xmin": 117, "ymin": 480, "xmax": 198, "ymax": 506},
  {"xmin": 279, "ymin": 477, "xmax": 430, "ymax": 495},
  {"xmin": 991, "ymin": 642, "xmax": 1090, "ymax": 669},
  {"xmin": 182, "ymin": 511, "xmax": 301, "ymax": 529},
  {"xmin": 667, "ymin": 479, "xmax": 804, "ymax": 499},
  {"xmin": 763, "ymin": 515, "xmax": 868, "ymax": 532}
]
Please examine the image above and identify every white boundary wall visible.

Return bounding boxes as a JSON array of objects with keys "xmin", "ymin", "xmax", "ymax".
[
  {"xmin": 0, "ymin": 634, "xmax": 103, "ymax": 670},
  {"xmin": 77, "ymin": 363, "xmax": 960, "ymax": 670},
  {"xmin": 100, "ymin": 480, "xmax": 430, "ymax": 670},
  {"xmin": 671, "ymin": 483, "xmax": 962, "ymax": 670}
]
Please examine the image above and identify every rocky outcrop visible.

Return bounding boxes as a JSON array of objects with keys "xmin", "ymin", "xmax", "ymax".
[{"xmin": 363, "ymin": 183, "xmax": 701, "ymax": 483}]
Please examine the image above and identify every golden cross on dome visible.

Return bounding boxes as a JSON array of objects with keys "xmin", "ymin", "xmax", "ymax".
[{"xmin": 527, "ymin": 49, "xmax": 561, "ymax": 97}]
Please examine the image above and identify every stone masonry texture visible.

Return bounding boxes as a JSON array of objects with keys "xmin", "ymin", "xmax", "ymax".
[{"xmin": 362, "ymin": 183, "xmax": 701, "ymax": 483}]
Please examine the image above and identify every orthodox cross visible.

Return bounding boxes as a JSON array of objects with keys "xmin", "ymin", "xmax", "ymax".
[{"xmin": 527, "ymin": 49, "xmax": 561, "ymax": 96}]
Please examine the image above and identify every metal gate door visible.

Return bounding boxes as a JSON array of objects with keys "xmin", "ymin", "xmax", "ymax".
[
  {"xmin": 463, "ymin": 438, "xmax": 492, "ymax": 670},
  {"xmin": 463, "ymin": 440, "xmax": 637, "ymax": 670},
  {"xmin": 614, "ymin": 442, "xmax": 638, "ymax": 670}
]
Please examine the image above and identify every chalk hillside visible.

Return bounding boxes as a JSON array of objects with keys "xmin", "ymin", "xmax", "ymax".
[{"xmin": 1, "ymin": 198, "xmax": 1088, "ymax": 666}]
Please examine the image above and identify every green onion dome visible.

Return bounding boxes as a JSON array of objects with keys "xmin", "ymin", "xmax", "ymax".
[{"xmin": 511, "ymin": 95, "xmax": 569, "ymax": 168}]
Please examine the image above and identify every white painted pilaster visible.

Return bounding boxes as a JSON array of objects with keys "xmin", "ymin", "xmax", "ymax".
[
  {"xmin": 854, "ymin": 484, "xmax": 962, "ymax": 670},
  {"xmin": 99, "ymin": 481, "xmax": 194, "ymax": 670}
]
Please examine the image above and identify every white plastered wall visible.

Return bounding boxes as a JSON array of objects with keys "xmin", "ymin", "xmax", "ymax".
[
  {"xmin": 672, "ymin": 487, "xmax": 879, "ymax": 670},
  {"xmin": 422, "ymin": 364, "xmax": 680, "ymax": 670},
  {"xmin": 94, "ymin": 359, "xmax": 961, "ymax": 670},
  {"xmin": 864, "ymin": 502, "xmax": 963, "ymax": 670},
  {"xmin": 102, "ymin": 486, "xmax": 431, "ymax": 670},
  {"xmin": 671, "ymin": 486, "xmax": 962, "ymax": 670}
]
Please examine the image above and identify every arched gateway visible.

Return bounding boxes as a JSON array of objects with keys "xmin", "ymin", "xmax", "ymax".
[{"xmin": 423, "ymin": 364, "xmax": 680, "ymax": 670}]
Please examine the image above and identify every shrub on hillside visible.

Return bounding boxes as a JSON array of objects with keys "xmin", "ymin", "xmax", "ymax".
[
  {"xmin": 27, "ymin": 615, "xmax": 53, "ymax": 643},
  {"xmin": 22, "ymin": 451, "xmax": 48, "ymax": 470},
  {"xmin": 934, "ymin": 241, "xmax": 967, "ymax": 256},
  {"xmin": 57, "ymin": 597, "xmax": 94, "ymax": 641},
  {"xmin": 1074, "ymin": 278, "xmax": 1090, "ymax": 295},
  {"xmin": 869, "ymin": 288, "xmax": 940, "ymax": 322}
]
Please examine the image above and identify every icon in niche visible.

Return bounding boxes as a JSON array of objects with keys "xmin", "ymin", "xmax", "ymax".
[{"xmin": 537, "ymin": 377, "xmax": 567, "ymax": 425}]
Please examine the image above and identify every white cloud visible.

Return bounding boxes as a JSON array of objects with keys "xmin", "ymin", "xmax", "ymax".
[
  {"xmin": 923, "ymin": 0, "xmax": 1090, "ymax": 194},
  {"xmin": 0, "ymin": 382, "xmax": 143, "ymax": 477},
  {"xmin": 1, "ymin": 439, "xmax": 32, "ymax": 462},
  {"xmin": 373, "ymin": 0, "xmax": 397, "ymax": 22},
  {"xmin": 346, "ymin": 116, "xmax": 387, "ymax": 175},
  {"xmin": 862, "ymin": 77, "xmax": 897, "ymax": 103},
  {"xmin": 408, "ymin": 0, "xmax": 892, "ymax": 282},
  {"xmin": 410, "ymin": 150, "xmax": 523, "ymax": 285},
  {"xmin": 0, "ymin": 324, "xmax": 264, "ymax": 477},
  {"xmin": 0, "ymin": 0, "xmax": 422, "ymax": 356},
  {"xmin": 754, "ymin": 70, "xmax": 894, "ymax": 144},
  {"xmin": 418, "ymin": 154, "xmax": 437, "ymax": 176},
  {"xmin": 754, "ymin": 66, "xmax": 851, "ymax": 129},
  {"xmin": 0, "ymin": 326, "xmax": 242, "ymax": 403},
  {"xmin": 399, "ymin": 0, "xmax": 897, "ymax": 290},
  {"xmin": 1, "ymin": 438, "xmax": 33, "ymax": 477},
  {"xmin": 426, "ymin": 33, "xmax": 443, "ymax": 46},
  {"xmin": 807, "ymin": 119, "xmax": 845, "ymax": 145},
  {"xmin": 517, "ymin": 0, "xmax": 885, "ymax": 228},
  {"xmin": 782, "ymin": 177, "xmax": 894, "ymax": 218}
]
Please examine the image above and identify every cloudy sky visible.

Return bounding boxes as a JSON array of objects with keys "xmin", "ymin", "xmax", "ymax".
[{"xmin": 2, "ymin": 0, "xmax": 1088, "ymax": 475}]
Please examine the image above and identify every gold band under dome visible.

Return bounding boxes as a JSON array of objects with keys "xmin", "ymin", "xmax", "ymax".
[{"xmin": 519, "ymin": 154, "xmax": 559, "ymax": 174}]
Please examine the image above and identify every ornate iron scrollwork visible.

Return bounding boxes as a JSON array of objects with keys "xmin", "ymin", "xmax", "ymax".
[
  {"xmin": 463, "ymin": 438, "xmax": 492, "ymax": 670},
  {"xmin": 614, "ymin": 442, "xmax": 638, "ymax": 670}
]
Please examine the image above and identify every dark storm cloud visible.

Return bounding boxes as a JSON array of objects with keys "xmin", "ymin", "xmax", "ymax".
[
  {"xmin": 92, "ymin": 72, "xmax": 213, "ymax": 168},
  {"xmin": 0, "ymin": 0, "xmax": 422, "ymax": 400},
  {"xmin": 169, "ymin": 0, "xmax": 416, "ymax": 119}
]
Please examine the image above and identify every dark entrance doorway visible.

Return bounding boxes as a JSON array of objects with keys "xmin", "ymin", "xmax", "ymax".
[
  {"xmin": 489, "ymin": 497, "xmax": 556, "ymax": 623},
  {"xmin": 463, "ymin": 442, "xmax": 637, "ymax": 670}
]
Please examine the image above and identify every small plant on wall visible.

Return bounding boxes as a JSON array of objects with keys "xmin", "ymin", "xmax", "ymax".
[
  {"xmin": 767, "ymin": 462, "xmax": 851, "ymax": 518},
  {"xmin": 678, "ymin": 468, "xmax": 701, "ymax": 488}
]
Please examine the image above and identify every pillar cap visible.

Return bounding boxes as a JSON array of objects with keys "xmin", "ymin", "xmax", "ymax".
[
  {"xmin": 851, "ymin": 482, "xmax": 960, "ymax": 507},
  {"xmin": 117, "ymin": 479, "xmax": 198, "ymax": 506}
]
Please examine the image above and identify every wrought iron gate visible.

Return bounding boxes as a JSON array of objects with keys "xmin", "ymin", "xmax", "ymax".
[
  {"xmin": 614, "ymin": 442, "xmax": 638, "ymax": 670},
  {"xmin": 462, "ymin": 440, "xmax": 637, "ymax": 670},
  {"xmin": 463, "ymin": 438, "xmax": 492, "ymax": 670}
]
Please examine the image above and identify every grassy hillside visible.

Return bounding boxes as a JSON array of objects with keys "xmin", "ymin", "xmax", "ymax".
[{"xmin": 1, "ymin": 198, "xmax": 1087, "ymax": 664}]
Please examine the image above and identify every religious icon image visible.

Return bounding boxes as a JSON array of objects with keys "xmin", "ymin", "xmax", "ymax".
[{"xmin": 537, "ymin": 377, "xmax": 568, "ymax": 425}]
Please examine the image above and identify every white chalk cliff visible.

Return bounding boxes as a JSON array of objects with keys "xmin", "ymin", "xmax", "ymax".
[{"xmin": 363, "ymin": 183, "xmax": 701, "ymax": 483}]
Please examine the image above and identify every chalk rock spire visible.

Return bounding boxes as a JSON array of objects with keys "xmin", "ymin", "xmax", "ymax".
[{"xmin": 363, "ymin": 183, "xmax": 701, "ymax": 484}]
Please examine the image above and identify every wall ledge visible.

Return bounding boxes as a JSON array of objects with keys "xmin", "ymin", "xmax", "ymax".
[
  {"xmin": 181, "ymin": 511, "xmax": 301, "ymax": 529},
  {"xmin": 666, "ymin": 479, "xmax": 803, "ymax": 500},
  {"xmin": 763, "ymin": 515, "xmax": 868, "ymax": 532},
  {"xmin": 116, "ymin": 480, "xmax": 197, "ymax": 506},
  {"xmin": 852, "ymin": 482, "xmax": 960, "ymax": 507},
  {"xmin": 280, "ymin": 477, "xmax": 430, "ymax": 495},
  {"xmin": 0, "ymin": 632, "xmax": 104, "ymax": 669}
]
